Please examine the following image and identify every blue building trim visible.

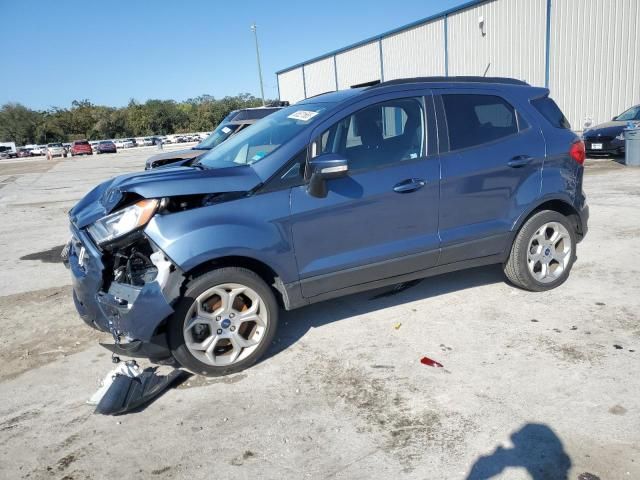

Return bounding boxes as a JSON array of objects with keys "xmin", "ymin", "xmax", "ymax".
[
  {"xmin": 378, "ymin": 39, "xmax": 385, "ymax": 81},
  {"xmin": 444, "ymin": 14, "xmax": 449, "ymax": 77},
  {"xmin": 276, "ymin": 0, "xmax": 486, "ymax": 74},
  {"xmin": 544, "ymin": 0, "xmax": 552, "ymax": 88},
  {"xmin": 302, "ymin": 65, "xmax": 307, "ymax": 98}
]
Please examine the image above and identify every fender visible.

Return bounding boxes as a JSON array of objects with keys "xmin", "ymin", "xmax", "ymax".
[
  {"xmin": 511, "ymin": 193, "xmax": 577, "ymax": 231},
  {"xmin": 143, "ymin": 189, "xmax": 299, "ymax": 284}
]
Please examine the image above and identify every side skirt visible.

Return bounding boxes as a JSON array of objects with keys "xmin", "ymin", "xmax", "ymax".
[{"xmin": 282, "ymin": 253, "xmax": 506, "ymax": 310}]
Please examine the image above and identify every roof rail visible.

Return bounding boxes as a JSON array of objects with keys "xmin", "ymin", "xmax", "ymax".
[{"xmin": 367, "ymin": 76, "xmax": 530, "ymax": 89}]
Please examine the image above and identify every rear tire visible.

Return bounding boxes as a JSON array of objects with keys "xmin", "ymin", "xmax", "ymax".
[
  {"xmin": 168, "ymin": 267, "xmax": 279, "ymax": 376},
  {"xmin": 504, "ymin": 210, "xmax": 577, "ymax": 292}
]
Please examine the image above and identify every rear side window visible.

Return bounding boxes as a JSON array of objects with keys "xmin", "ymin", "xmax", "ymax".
[
  {"xmin": 442, "ymin": 94, "xmax": 518, "ymax": 151},
  {"xmin": 531, "ymin": 96, "xmax": 571, "ymax": 129}
]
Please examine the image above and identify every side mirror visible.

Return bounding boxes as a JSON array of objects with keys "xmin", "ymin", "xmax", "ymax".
[{"xmin": 307, "ymin": 153, "xmax": 349, "ymax": 198}]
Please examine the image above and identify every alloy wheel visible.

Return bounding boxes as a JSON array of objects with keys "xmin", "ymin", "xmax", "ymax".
[
  {"xmin": 526, "ymin": 221, "xmax": 572, "ymax": 283},
  {"xmin": 183, "ymin": 283, "xmax": 268, "ymax": 366}
]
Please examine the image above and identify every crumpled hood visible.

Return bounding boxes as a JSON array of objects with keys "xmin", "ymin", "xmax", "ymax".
[
  {"xmin": 584, "ymin": 121, "xmax": 626, "ymax": 137},
  {"xmin": 69, "ymin": 165, "xmax": 262, "ymax": 228}
]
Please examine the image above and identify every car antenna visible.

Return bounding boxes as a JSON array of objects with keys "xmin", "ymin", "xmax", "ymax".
[{"xmin": 483, "ymin": 62, "xmax": 491, "ymax": 77}]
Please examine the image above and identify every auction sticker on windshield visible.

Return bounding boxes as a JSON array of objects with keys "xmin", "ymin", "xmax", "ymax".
[{"xmin": 288, "ymin": 110, "xmax": 319, "ymax": 122}]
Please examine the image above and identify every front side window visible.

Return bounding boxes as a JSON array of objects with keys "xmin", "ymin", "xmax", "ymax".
[
  {"xmin": 313, "ymin": 97, "xmax": 425, "ymax": 172},
  {"xmin": 442, "ymin": 94, "xmax": 519, "ymax": 151}
]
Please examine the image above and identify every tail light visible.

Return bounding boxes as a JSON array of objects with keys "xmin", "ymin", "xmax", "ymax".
[{"xmin": 569, "ymin": 140, "xmax": 586, "ymax": 165}]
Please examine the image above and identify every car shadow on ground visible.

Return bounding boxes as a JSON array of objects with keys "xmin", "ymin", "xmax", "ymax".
[
  {"xmin": 263, "ymin": 264, "xmax": 506, "ymax": 362},
  {"xmin": 466, "ymin": 423, "xmax": 572, "ymax": 480}
]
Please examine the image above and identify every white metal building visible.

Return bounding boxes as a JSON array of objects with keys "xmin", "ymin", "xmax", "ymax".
[{"xmin": 276, "ymin": 0, "xmax": 639, "ymax": 130}]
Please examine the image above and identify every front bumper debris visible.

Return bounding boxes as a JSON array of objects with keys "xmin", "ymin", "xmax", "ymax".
[{"xmin": 65, "ymin": 224, "xmax": 178, "ymax": 356}]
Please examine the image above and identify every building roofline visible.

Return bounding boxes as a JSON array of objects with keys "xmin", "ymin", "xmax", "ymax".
[{"xmin": 275, "ymin": 0, "xmax": 487, "ymax": 75}]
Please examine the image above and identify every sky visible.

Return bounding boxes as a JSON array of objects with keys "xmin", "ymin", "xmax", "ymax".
[{"xmin": 0, "ymin": 0, "xmax": 469, "ymax": 110}]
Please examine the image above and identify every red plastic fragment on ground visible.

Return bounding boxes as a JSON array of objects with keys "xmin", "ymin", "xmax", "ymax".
[{"xmin": 420, "ymin": 356, "xmax": 443, "ymax": 368}]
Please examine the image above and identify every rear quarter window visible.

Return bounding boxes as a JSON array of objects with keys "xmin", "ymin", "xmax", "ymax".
[{"xmin": 531, "ymin": 96, "xmax": 571, "ymax": 129}]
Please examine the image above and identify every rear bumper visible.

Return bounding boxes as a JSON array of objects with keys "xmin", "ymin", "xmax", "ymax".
[{"xmin": 64, "ymin": 224, "xmax": 176, "ymax": 358}]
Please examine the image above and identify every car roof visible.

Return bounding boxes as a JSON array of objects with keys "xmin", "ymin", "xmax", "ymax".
[
  {"xmin": 300, "ymin": 76, "xmax": 540, "ymax": 105},
  {"xmin": 297, "ymin": 89, "xmax": 363, "ymax": 105}
]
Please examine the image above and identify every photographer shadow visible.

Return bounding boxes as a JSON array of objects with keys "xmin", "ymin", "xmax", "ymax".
[{"xmin": 467, "ymin": 423, "xmax": 571, "ymax": 480}]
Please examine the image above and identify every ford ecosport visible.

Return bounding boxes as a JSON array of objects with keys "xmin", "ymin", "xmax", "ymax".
[{"xmin": 64, "ymin": 77, "xmax": 589, "ymax": 376}]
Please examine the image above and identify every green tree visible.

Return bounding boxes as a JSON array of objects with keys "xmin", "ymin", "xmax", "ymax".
[
  {"xmin": 0, "ymin": 103, "xmax": 41, "ymax": 145},
  {"xmin": 0, "ymin": 93, "xmax": 274, "ymax": 145}
]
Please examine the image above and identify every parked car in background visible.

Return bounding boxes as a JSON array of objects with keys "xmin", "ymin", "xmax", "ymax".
[
  {"xmin": 125, "ymin": 138, "xmax": 137, "ymax": 147},
  {"xmin": 583, "ymin": 104, "xmax": 640, "ymax": 157},
  {"xmin": 70, "ymin": 140, "xmax": 93, "ymax": 156},
  {"xmin": 46, "ymin": 142, "xmax": 66, "ymax": 159},
  {"xmin": 145, "ymin": 106, "xmax": 283, "ymax": 169},
  {"xmin": 29, "ymin": 145, "xmax": 46, "ymax": 156},
  {"xmin": 113, "ymin": 139, "xmax": 134, "ymax": 148},
  {"xmin": 66, "ymin": 77, "xmax": 588, "ymax": 376},
  {"xmin": 0, "ymin": 144, "xmax": 17, "ymax": 158},
  {"xmin": 17, "ymin": 148, "xmax": 33, "ymax": 158},
  {"xmin": 142, "ymin": 137, "xmax": 154, "ymax": 146},
  {"xmin": 95, "ymin": 140, "xmax": 117, "ymax": 154}
]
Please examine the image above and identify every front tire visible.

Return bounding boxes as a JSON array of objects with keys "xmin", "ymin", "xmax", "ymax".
[
  {"xmin": 504, "ymin": 210, "xmax": 577, "ymax": 292},
  {"xmin": 168, "ymin": 267, "xmax": 279, "ymax": 376}
]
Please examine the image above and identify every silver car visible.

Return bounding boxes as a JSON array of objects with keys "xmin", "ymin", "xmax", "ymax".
[{"xmin": 46, "ymin": 143, "xmax": 66, "ymax": 159}]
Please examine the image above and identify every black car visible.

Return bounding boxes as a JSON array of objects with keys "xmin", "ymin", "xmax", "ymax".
[{"xmin": 583, "ymin": 104, "xmax": 640, "ymax": 156}]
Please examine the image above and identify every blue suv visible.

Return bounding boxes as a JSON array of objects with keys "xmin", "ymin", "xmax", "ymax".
[{"xmin": 64, "ymin": 77, "xmax": 589, "ymax": 376}]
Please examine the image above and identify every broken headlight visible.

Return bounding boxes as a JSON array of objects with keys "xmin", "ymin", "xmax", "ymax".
[{"xmin": 88, "ymin": 199, "xmax": 159, "ymax": 245}]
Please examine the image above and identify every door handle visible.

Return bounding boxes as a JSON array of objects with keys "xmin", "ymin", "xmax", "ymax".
[
  {"xmin": 508, "ymin": 155, "xmax": 533, "ymax": 168},
  {"xmin": 393, "ymin": 178, "xmax": 426, "ymax": 193}
]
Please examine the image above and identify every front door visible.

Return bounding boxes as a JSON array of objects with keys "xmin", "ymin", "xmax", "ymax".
[{"xmin": 290, "ymin": 94, "xmax": 440, "ymax": 298}]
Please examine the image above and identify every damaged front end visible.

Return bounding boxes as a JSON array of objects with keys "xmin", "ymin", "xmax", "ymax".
[
  {"xmin": 65, "ymin": 164, "xmax": 263, "ymax": 361},
  {"xmin": 65, "ymin": 212, "xmax": 184, "ymax": 361}
]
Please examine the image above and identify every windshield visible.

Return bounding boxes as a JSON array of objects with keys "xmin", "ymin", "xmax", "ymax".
[
  {"xmin": 196, "ymin": 123, "xmax": 241, "ymax": 150},
  {"xmin": 48, "ymin": 143, "xmax": 62, "ymax": 147},
  {"xmin": 615, "ymin": 106, "xmax": 640, "ymax": 121},
  {"xmin": 196, "ymin": 104, "xmax": 328, "ymax": 169}
]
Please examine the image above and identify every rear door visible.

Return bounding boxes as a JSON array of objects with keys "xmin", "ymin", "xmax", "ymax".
[
  {"xmin": 435, "ymin": 88, "xmax": 545, "ymax": 264},
  {"xmin": 289, "ymin": 91, "xmax": 440, "ymax": 298}
]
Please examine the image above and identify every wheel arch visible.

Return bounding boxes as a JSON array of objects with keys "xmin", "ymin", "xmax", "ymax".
[
  {"xmin": 512, "ymin": 197, "xmax": 582, "ymax": 241},
  {"xmin": 183, "ymin": 255, "xmax": 288, "ymax": 308}
]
